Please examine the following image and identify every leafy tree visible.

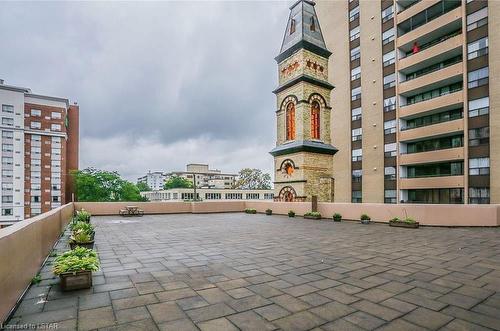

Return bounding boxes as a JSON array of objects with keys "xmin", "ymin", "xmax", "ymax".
[
  {"xmin": 74, "ymin": 168, "xmax": 147, "ymax": 202},
  {"xmin": 136, "ymin": 181, "xmax": 151, "ymax": 192},
  {"xmin": 164, "ymin": 176, "xmax": 193, "ymax": 189},
  {"xmin": 233, "ymin": 168, "xmax": 271, "ymax": 190}
]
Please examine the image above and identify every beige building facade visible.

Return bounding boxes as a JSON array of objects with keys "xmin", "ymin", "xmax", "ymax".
[{"xmin": 311, "ymin": 0, "xmax": 496, "ymax": 204}]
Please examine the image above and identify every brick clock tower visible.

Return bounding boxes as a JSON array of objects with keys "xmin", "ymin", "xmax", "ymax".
[{"xmin": 270, "ymin": 0, "xmax": 337, "ymax": 202}]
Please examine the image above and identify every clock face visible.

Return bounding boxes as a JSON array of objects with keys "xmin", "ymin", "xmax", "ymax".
[{"xmin": 281, "ymin": 160, "xmax": 295, "ymax": 177}]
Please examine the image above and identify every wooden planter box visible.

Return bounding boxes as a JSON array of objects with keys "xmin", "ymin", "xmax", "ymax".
[
  {"xmin": 304, "ymin": 215, "xmax": 321, "ymax": 220},
  {"xmin": 59, "ymin": 270, "xmax": 93, "ymax": 291},
  {"xmin": 69, "ymin": 241, "xmax": 95, "ymax": 250},
  {"xmin": 333, "ymin": 218, "xmax": 342, "ymax": 222},
  {"xmin": 389, "ymin": 221, "xmax": 419, "ymax": 228},
  {"xmin": 360, "ymin": 220, "xmax": 371, "ymax": 224}
]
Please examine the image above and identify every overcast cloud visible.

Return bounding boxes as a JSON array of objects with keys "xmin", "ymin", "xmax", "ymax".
[{"xmin": 0, "ymin": 1, "xmax": 290, "ymax": 180}]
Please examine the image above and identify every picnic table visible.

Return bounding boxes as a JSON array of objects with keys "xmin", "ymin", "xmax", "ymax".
[{"xmin": 119, "ymin": 205, "xmax": 144, "ymax": 217}]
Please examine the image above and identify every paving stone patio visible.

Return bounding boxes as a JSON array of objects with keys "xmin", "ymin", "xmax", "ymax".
[{"xmin": 6, "ymin": 213, "xmax": 500, "ymax": 330}]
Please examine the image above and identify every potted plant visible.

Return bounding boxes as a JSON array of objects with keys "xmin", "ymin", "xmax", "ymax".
[
  {"xmin": 288, "ymin": 210, "xmax": 295, "ymax": 218},
  {"xmin": 244, "ymin": 208, "xmax": 257, "ymax": 214},
  {"xmin": 304, "ymin": 211, "xmax": 322, "ymax": 220},
  {"xmin": 75, "ymin": 209, "xmax": 91, "ymax": 223},
  {"xmin": 265, "ymin": 209, "xmax": 272, "ymax": 215},
  {"xmin": 389, "ymin": 216, "xmax": 419, "ymax": 228},
  {"xmin": 360, "ymin": 214, "xmax": 371, "ymax": 224},
  {"xmin": 70, "ymin": 221, "xmax": 95, "ymax": 241},
  {"xmin": 69, "ymin": 230, "xmax": 95, "ymax": 250},
  {"xmin": 333, "ymin": 213, "xmax": 342, "ymax": 222},
  {"xmin": 53, "ymin": 247, "xmax": 99, "ymax": 291}
]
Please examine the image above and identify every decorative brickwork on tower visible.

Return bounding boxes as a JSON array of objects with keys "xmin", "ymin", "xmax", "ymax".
[{"xmin": 270, "ymin": 0, "xmax": 337, "ymax": 202}]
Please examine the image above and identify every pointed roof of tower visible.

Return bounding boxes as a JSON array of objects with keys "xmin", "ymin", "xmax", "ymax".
[{"xmin": 276, "ymin": 0, "xmax": 331, "ymax": 63}]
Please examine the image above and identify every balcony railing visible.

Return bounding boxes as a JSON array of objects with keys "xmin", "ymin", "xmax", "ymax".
[{"xmin": 403, "ymin": 30, "xmax": 461, "ymax": 59}]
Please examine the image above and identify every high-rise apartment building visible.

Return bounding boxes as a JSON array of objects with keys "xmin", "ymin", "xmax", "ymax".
[
  {"xmin": 0, "ymin": 80, "xmax": 79, "ymax": 226},
  {"xmin": 314, "ymin": 0, "xmax": 498, "ymax": 204}
]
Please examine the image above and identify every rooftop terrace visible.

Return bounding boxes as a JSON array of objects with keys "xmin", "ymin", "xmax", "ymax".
[{"xmin": 5, "ymin": 212, "xmax": 500, "ymax": 330}]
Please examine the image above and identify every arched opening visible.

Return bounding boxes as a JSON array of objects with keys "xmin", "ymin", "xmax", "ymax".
[
  {"xmin": 279, "ymin": 186, "xmax": 297, "ymax": 202},
  {"xmin": 311, "ymin": 101, "xmax": 320, "ymax": 139},
  {"xmin": 286, "ymin": 103, "xmax": 296, "ymax": 140}
]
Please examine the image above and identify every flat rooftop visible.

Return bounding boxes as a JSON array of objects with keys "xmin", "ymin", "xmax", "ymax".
[{"xmin": 7, "ymin": 213, "xmax": 500, "ymax": 330}]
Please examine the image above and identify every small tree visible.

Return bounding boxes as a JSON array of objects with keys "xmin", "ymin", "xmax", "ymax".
[
  {"xmin": 233, "ymin": 168, "xmax": 271, "ymax": 190},
  {"xmin": 164, "ymin": 176, "xmax": 193, "ymax": 189},
  {"xmin": 136, "ymin": 182, "xmax": 151, "ymax": 192}
]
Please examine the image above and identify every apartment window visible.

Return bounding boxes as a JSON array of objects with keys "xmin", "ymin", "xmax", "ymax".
[
  {"xmin": 382, "ymin": 50, "xmax": 395, "ymax": 67},
  {"xmin": 406, "ymin": 82, "xmax": 462, "ymax": 105},
  {"xmin": 2, "ymin": 169, "xmax": 13, "ymax": 178},
  {"xmin": 51, "ymin": 124, "xmax": 61, "ymax": 131},
  {"xmin": 384, "ymin": 167, "xmax": 396, "ymax": 180},
  {"xmin": 352, "ymin": 169, "xmax": 362, "ymax": 182},
  {"xmin": 225, "ymin": 193, "xmax": 243, "ymax": 200},
  {"xmin": 467, "ymin": 37, "xmax": 488, "ymax": 60},
  {"xmin": 2, "ymin": 195, "xmax": 13, "ymax": 203},
  {"xmin": 205, "ymin": 193, "xmax": 222, "ymax": 200},
  {"xmin": 469, "ymin": 187, "xmax": 490, "ymax": 204},
  {"xmin": 352, "ymin": 148, "xmax": 362, "ymax": 162},
  {"xmin": 31, "ymin": 159, "xmax": 41, "ymax": 166},
  {"xmin": 351, "ymin": 66, "xmax": 361, "ymax": 81},
  {"xmin": 384, "ymin": 120, "xmax": 396, "ymax": 135},
  {"xmin": 383, "ymin": 73, "xmax": 395, "ymax": 89},
  {"xmin": 352, "ymin": 190, "xmax": 362, "ymax": 203},
  {"xmin": 384, "ymin": 190, "xmax": 396, "ymax": 204},
  {"xmin": 2, "ymin": 105, "xmax": 14, "ymax": 113},
  {"xmin": 2, "ymin": 144, "xmax": 13, "ymax": 152},
  {"xmin": 349, "ymin": 6, "xmax": 359, "ymax": 22},
  {"xmin": 31, "ymin": 146, "xmax": 41, "ymax": 154},
  {"xmin": 467, "ymin": 7, "xmax": 487, "ymax": 31},
  {"xmin": 51, "ymin": 148, "xmax": 61, "ymax": 155},
  {"xmin": 30, "ymin": 121, "xmax": 41, "ymax": 129},
  {"xmin": 381, "ymin": 6, "xmax": 394, "ymax": 23},
  {"xmin": 51, "ymin": 111, "xmax": 62, "ymax": 119},
  {"xmin": 1, "ymin": 208, "xmax": 13, "ymax": 216},
  {"xmin": 469, "ymin": 97, "xmax": 489, "ymax": 117},
  {"xmin": 407, "ymin": 188, "xmax": 463, "ymax": 204},
  {"xmin": 31, "ymin": 109, "xmax": 41, "ymax": 117},
  {"xmin": 352, "ymin": 128, "xmax": 362, "ymax": 141},
  {"xmin": 2, "ymin": 183, "xmax": 13, "ymax": 190},
  {"xmin": 51, "ymin": 136, "xmax": 61, "ymax": 143},
  {"xmin": 352, "ymin": 107, "xmax": 362, "ymax": 121},
  {"xmin": 2, "ymin": 131, "xmax": 13, "ymax": 139},
  {"xmin": 52, "ymin": 196, "xmax": 61, "ymax": 203},
  {"xmin": 469, "ymin": 127, "xmax": 489, "ymax": 146},
  {"xmin": 383, "ymin": 96, "xmax": 396, "ymax": 112},
  {"xmin": 32, "ymin": 135, "xmax": 41, "ymax": 141},
  {"xmin": 350, "ymin": 46, "xmax": 360, "ymax": 61},
  {"xmin": 407, "ymin": 162, "xmax": 463, "ymax": 178},
  {"xmin": 407, "ymin": 135, "xmax": 463, "ymax": 153},
  {"xmin": 469, "ymin": 158, "xmax": 489, "ymax": 175},
  {"xmin": 246, "ymin": 193, "xmax": 259, "ymax": 200},
  {"xmin": 2, "ymin": 157, "xmax": 13, "ymax": 166},
  {"xmin": 382, "ymin": 28, "xmax": 394, "ymax": 45},
  {"xmin": 468, "ymin": 67, "xmax": 489, "ymax": 88},
  {"xmin": 384, "ymin": 143, "xmax": 396, "ymax": 157},
  {"xmin": 350, "ymin": 26, "xmax": 360, "ymax": 41},
  {"xmin": 398, "ymin": 0, "xmax": 461, "ymax": 35},
  {"xmin": 351, "ymin": 86, "xmax": 361, "ymax": 101},
  {"xmin": 403, "ymin": 108, "xmax": 462, "ymax": 130},
  {"xmin": 52, "ymin": 184, "xmax": 61, "ymax": 191},
  {"xmin": 2, "ymin": 118, "xmax": 14, "ymax": 126},
  {"xmin": 264, "ymin": 193, "xmax": 274, "ymax": 200}
]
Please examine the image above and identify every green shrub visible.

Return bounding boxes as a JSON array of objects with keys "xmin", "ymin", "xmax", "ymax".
[
  {"xmin": 75, "ymin": 210, "xmax": 91, "ymax": 223},
  {"xmin": 53, "ymin": 247, "xmax": 99, "ymax": 275},
  {"xmin": 31, "ymin": 273, "xmax": 42, "ymax": 285},
  {"xmin": 70, "ymin": 230, "xmax": 93, "ymax": 244},
  {"xmin": 265, "ymin": 209, "xmax": 272, "ymax": 215},
  {"xmin": 288, "ymin": 210, "xmax": 295, "ymax": 217},
  {"xmin": 70, "ymin": 221, "xmax": 94, "ymax": 235},
  {"xmin": 390, "ymin": 217, "xmax": 401, "ymax": 222},
  {"xmin": 404, "ymin": 217, "xmax": 416, "ymax": 224},
  {"xmin": 245, "ymin": 208, "xmax": 257, "ymax": 214},
  {"xmin": 360, "ymin": 214, "xmax": 371, "ymax": 221},
  {"xmin": 333, "ymin": 213, "xmax": 342, "ymax": 222},
  {"xmin": 304, "ymin": 211, "xmax": 321, "ymax": 218}
]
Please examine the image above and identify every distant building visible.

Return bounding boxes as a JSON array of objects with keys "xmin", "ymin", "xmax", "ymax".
[
  {"xmin": 0, "ymin": 79, "xmax": 79, "ymax": 226},
  {"xmin": 137, "ymin": 171, "xmax": 165, "ymax": 191},
  {"xmin": 141, "ymin": 188, "xmax": 274, "ymax": 202},
  {"xmin": 166, "ymin": 164, "xmax": 237, "ymax": 189}
]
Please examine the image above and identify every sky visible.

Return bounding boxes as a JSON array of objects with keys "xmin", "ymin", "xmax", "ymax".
[{"xmin": 0, "ymin": 1, "xmax": 291, "ymax": 181}]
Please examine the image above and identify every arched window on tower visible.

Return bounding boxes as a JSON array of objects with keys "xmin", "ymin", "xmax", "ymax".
[
  {"xmin": 310, "ymin": 17, "xmax": 316, "ymax": 32},
  {"xmin": 286, "ymin": 103, "xmax": 296, "ymax": 140},
  {"xmin": 311, "ymin": 101, "xmax": 320, "ymax": 139},
  {"xmin": 290, "ymin": 19, "xmax": 296, "ymax": 35}
]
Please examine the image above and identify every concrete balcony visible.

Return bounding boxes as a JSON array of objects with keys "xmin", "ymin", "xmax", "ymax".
[
  {"xmin": 399, "ymin": 62, "xmax": 463, "ymax": 96},
  {"xmin": 399, "ymin": 90, "xmax": 463, "ymax": 119},
  {"xmin": 399, "ymin": 146, "xmax": 464, "ymax": 165},
  {"xmin": 397, "ymin": 0, "xmax": 441, "ymax": 23},
  {"xmin": 399, "ymin": 175, "xmax": 464, "ymax": 189},
  {"xmin": 399, "ymin": 118, "xmax": 464, "ymax": 142},
  {"xmin": 397, "ymin": 6, "xmax": 462, "ymax": 50},
  {"xmin": 398, "ymin": 33, "xmax": 463, "ymax": 72}
]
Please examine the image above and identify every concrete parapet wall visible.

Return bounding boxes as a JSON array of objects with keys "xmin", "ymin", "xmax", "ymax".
[{"xmin": 0, "ymin": 203, "xmax": 74, "ymax": 324}]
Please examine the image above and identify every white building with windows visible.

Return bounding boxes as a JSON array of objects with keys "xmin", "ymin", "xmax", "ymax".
[
  {"xmin": 137, "ymin": 171, "xmax": 165, "ymax": 191},
  {"xmin": 141, "ymin": 188, "xmax": 274, "ymax": 202}
]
